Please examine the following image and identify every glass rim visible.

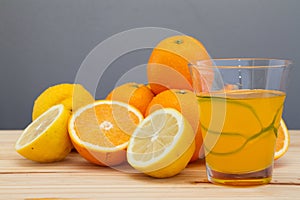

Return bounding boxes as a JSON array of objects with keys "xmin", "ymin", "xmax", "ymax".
[{"xmin": 189, "ymin": 58, "xmax": 292, "ymax": 69}]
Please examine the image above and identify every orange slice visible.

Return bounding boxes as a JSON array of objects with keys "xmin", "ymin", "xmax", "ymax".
[
  {"xmin": 68, "ymin": 100, "xmax": 143, "ymax": 166},
  {"xmin": 274, "ymin": 119, "xmax": 290, "ymax": 160}
]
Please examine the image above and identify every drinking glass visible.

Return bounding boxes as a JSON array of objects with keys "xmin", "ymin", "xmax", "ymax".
[{"xmin": 189, "ymin": 58, "xmax": 291, "ymax": 185}]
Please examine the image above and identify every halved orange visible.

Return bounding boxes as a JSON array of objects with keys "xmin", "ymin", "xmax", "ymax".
[
  {"xmin": 274, "ymin": 119, "xmax": 290, "ymax": 160},
  {"xmin": 68, "ymin": 100, "xmax": 144, "ymax": 166}
]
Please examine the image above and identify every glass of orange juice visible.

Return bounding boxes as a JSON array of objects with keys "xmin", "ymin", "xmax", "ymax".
[{"xmin": 189, "ymin": 58, "xmax": 291, "ymax": 185}]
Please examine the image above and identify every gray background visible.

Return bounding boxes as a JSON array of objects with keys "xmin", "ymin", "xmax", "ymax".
[{"xmin": 0, "ymin": 0, "xmax": 299, "ymax": 129}]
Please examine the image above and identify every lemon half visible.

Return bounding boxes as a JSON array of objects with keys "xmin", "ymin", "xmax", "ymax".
[
  {"xmin": 15, "ymin": 104, "xmax": 72, "ymax": 163},
  {"xmin": 127, "ymin": 108, "xmax": 195, "ymax": 178}
]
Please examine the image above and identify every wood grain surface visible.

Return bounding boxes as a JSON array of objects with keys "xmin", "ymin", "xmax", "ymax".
[{"xmin": 1, "ymin": 130, "xmax": 300, "ymax": 199}]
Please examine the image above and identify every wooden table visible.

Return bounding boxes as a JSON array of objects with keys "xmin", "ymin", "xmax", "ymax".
[{"xmin": 1, "ymin": 130, "xmax": 300, "ymax": 199}]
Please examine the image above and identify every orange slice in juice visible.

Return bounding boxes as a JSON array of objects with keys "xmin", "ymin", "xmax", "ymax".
[{"xmin": 274, "ymin": 119, "xmax": 290, "ymax": 160}]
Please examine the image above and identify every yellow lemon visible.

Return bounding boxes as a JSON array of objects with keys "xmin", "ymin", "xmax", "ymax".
[
  {"xmin": 32, "ymin": 83, "xmax": 94, "ymax": 120},
  {"xmin": 15, "ymin": 104, "xmax": 72, "ymax": 163},
  {"xmin": 127, "ymin": 108, "xmax": 195, "ymax": 178}
]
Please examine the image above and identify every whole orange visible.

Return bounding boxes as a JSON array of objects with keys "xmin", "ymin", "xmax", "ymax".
[
  {"xmin": 147, "ymin": 35, "xmax": 211, "ymax": 94},
  {"xmin": 106, "ymin": 82, "xmax": 154, "ymax": 116},
  {"xmin": 145, "ymin": 89, "xmax": 203, "ymax": 162}
]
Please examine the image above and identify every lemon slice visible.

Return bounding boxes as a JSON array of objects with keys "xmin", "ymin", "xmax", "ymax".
[
  {"xmin": 15, "ymin": 104, "xmax": 72, "ymax": 163},
  {"xmin": 127, "ymin": 108, "xmax": 195, "ymax": 178}
]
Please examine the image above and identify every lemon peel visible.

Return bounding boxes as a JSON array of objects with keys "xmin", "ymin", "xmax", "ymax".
[{"xmin": 32, "ymin": 83, "xmax": 94, "ymax": 120}]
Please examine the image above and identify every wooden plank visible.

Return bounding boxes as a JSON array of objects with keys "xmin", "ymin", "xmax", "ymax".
[
  {"xmin": 1, "ymin": 176, "xmax": 300, "ymax": 200},
  {"xmin": 1, "ymin": 130, "xmax": 300, "ymax": 199},
  {"xmin": 1, "ymin": 186, "xmax": 299, "ymax": 200},
  {"xmin": 2, "ymin": 131, "xmax": 300, "ymax": 183}
]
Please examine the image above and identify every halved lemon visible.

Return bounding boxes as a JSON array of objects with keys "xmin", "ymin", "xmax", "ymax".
[
  {"xmin": 15, "ymin": 104, "xmax": 72, "ymax": 163},
  {"xmin": 127, "ymin": 108, "xmax": 195, "ymax": 178},
  {"xmin": 274, "ymin": 119, "xmax": 290, "ymax": 160},
  {"xmin": 68, "ymin": 100, "xmax": 144, "ymax": 166}
]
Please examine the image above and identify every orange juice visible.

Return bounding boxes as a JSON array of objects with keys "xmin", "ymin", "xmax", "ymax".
[{"xmin": 198, "ymin": 89, "xmax": 285, "ymax": 184}]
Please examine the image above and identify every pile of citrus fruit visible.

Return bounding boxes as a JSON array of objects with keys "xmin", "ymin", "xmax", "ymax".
[{"xmin": 15, "ymin": 35, "xmax": 290, "ymax": 178}]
